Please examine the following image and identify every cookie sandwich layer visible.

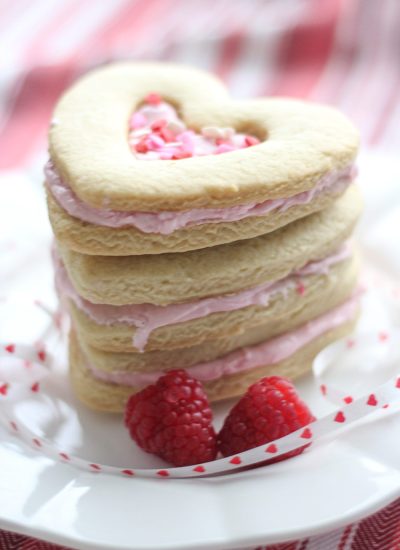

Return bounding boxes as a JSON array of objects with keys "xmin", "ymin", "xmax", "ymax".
[
  {"xmin": 71, "ymin": 262, "xmax": 359, "ymax": 374},
  {"xmin": 57, "ymin": 185, "xmax": 362, "ymax": 307},
  {"xmin": 70, "ymin": 296, "xmax": 359, "ymax": 412},
  {"xmin": 58, "ymin": 244, "xmax": 358, "ymax": 353},
  {"xmin": 47, "ymin": 62, "xmax": 359, "ymax": 255}
]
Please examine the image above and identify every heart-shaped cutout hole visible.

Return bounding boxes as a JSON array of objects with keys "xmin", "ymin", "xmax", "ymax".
[{"xmin": 128, "ymin": 93, "xmax": 261, "ymax": 160}]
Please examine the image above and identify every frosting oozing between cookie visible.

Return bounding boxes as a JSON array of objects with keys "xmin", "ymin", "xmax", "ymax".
[
  {"xmin": 128, "ymin": 93, "xmax": 259, "ymax": 160},
  {"xmin": 45, "ymin": 162, "xmax": 355, "ymax": 234},
  {"xmin": 55, "ymin": 243, "xmax": 352, "ymax": 352},
  {"xmin": 83, "ymin": 295, "xmax": 360, "ymax": 386}
]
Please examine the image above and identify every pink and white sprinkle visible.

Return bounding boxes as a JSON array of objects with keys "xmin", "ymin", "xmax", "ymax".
[{"xmin": 128, "ymin": 94, "xmax": 260, "ymax": 160}]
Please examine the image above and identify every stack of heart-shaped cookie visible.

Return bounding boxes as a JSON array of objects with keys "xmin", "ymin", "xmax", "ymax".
[{"xmin": 46, "ymin": 62, "xmax": 362, "ymax": 412}]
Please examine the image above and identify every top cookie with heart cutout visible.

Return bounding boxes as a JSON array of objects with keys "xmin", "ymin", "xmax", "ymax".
[{"xmin": 46, "ymin": 62, "xmax": 359, "ymax": 255}]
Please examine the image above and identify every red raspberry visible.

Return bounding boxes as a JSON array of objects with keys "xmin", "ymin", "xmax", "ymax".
[
  {"xmin": 218, "ymin": 376, "xmax": 315, "ymax": 462},
  {"xmin": 124, "ymin": 370, "xmax": 217, "ymax": 467}
]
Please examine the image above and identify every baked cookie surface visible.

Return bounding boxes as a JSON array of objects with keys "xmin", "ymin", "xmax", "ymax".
[{"xmin": 46, "ymin": 62, "xmax": 359, "ymax": 255}]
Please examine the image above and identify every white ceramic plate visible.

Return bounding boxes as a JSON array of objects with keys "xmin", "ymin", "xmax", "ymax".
[{"xmin": 0, "ymin": 151, "xmax": 399, "ymax": 549}]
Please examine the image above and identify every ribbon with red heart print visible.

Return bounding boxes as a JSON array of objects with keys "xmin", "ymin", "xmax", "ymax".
[{"xmin": 0, "ymin": 340, "xmax": 399, "ymax": 479}]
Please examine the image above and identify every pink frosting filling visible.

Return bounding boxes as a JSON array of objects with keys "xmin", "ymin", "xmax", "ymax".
[
  {"xmin": 55, "ymin": 243, "xmax": 351, "ymax": 352},
  {"xmin": 84, "ymin": 295, "xmax": 360, "ymax": 387},
  {"xmin": 45, "ymin": 161, "xmax": 354, "ymax": 235}
]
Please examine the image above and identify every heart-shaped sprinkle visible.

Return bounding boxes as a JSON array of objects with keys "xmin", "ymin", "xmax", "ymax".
[
  {"xmin": 395, "ymin": 378, "xmax": 400, "ymax": 389},
  {"xmin": 89, "ymin": 463, "xmax": 101, "ymax": 471},
  {"xmin": 59, "ymin": 452, "xmax": 70, "ymax": 460},
  {"xmin": 157, "ymin": 470, "xmax": 170, "ymax": 477},
  {"xmin": 334, "ymin": 411, "xmax": 346, "ymax": 423},
  {"xmin": 145, "ymin": 92, "xmax": 162, "ymax": 106},
  {"xmin": 367, "ymin": 394, "xmax": 378, "ymax": 406},
  {"xmin": 37, "ymin": 349, "xmax": 46, "ymax": 362},
  {"xmin": 296, "ymin": 281, "xmax": 305, "ymax": 295},
  {"xmin": 0, "ymin": 383, "xmax": 9, "ymax": 396},
  {"xmin": 53, "ymin": 311, "xmax": 63, "ymax": 329},
  {"xmin": 300, "ymin": 428, "xmax": 312, "ymax": 439},
  {"xmin": 193, "ymin": 465, "xmax": 205, "ymax": 473},
  {"xmin": 244, "ymin": 135, "xmax": 260, "ymax": 147},
  {"xmin": 30, "ymin": 382, "xmax": 40, "ymax": 393},
  {"xmin": 265, "ymin": 444, "xmax": 278, "ymax": 453},
  {"xmin": 320, "ymin": 384, "xmax": 327, "ymax": 396},
  {"xmin": 382, "ymin": 404, "xmax": 390, "ymax": 409},
  {"xmin": 121, "ymin": 469, "xmax": 135, "ymax": 476},
  {"xmin": 5, "ymin": 344, "xmax": 15, "ymax": 353},
  {"xmin": 343, "ymin": 396, "xmax": 353, "ymax": 404},
  {"xmin": 229, "ymin": 456, "xmax": 242, "ymax": 465}
]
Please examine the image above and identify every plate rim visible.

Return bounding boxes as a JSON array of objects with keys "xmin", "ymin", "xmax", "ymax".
[
  {"xmin": 0, "ymin": 488, "xmax": 399, "ymax": 550},
  {"xmin": 0, "ymin": 435, "xmax": 400, "ymax": 550}
]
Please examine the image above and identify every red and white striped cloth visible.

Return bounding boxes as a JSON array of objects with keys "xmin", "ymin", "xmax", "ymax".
[
  {"xmin": 1, "ymin": 0, "xmax": 400, "ymax": 170},
  {"xmin": 1, "ymin": 0, "xmax": 400, "ymax": 548},
  {"xmin": 1, "ymin": 496, "xmax": 400, "ymax": 550}
]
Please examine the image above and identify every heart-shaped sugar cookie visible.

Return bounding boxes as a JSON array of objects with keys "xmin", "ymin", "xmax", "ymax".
[{"xmin": 46, "ymin": 62, "xmax": 358, "ymax": 255}]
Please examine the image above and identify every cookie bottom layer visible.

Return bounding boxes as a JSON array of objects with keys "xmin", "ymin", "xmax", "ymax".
[{"xmin": 69, "ymin": 314, "xmax": 357, "ymax": 413}]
